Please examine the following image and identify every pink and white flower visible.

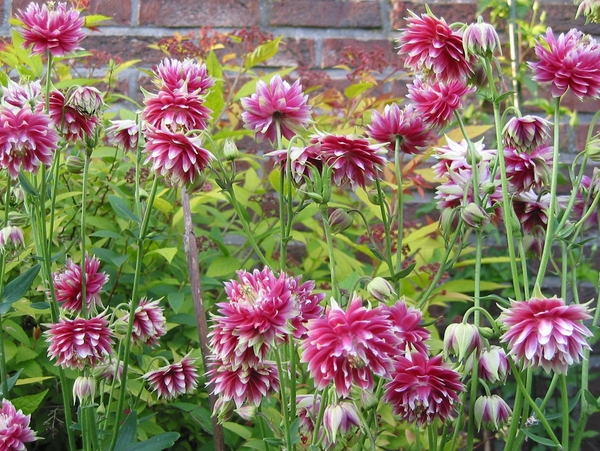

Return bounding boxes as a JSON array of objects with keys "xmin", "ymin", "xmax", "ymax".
[
  {"xmin": 121, "ymin": 298, "xmax": 167, "ymax": 348},
  {"xmin": 503, "ymin": 116, "xmax": 551, "ymax": 152},
  {"xmin": 142, "ymin": 86, "xmax": 212, "ymax": 131},
  {"xmin": 48, "ymin": 90, "xmax": 100, "ymax": 143},
  {"xmin": 433, "ymin": 137, "xmax": 496, "ymax": 179},
  {"xmin": 474, "ymin": 395, "xmax": 512, "ymax": 431},
  {"xmin": 154, "ymin": 58, "xmax": 214, "ymax": 94},
  {"xmin": 53, "ymin": 254, "xmax": 108, "ymax": 313},
  {"xmin": 382, "ymin": 300, "xmax": 430, "ymax": 356},
  {"xmin": 504, "ymin": 145, "xmax": 553, "ymax": 193},
  {"xmin": 144, "ymin": 354, "xmax": 199, "ymax": 399},
  {"xmin": 107, "ymin": 119, "xmax": 140, "ymax": 152},
  {"xmin": 0, "ymin": 399, "xmax": 36, "ymax": 450}
]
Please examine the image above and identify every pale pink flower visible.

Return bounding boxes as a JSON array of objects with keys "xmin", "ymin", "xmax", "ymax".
[
  {"xmin": 2, "ymin": 79, "xmax": 42, "ymax": 109},
  {"xmin": 466, "ymin": 345, "xmax": 510, "ymax": 384},
  {"xmin": 500, "ymin": 296, "xmax": 593, "ymax": 374},
  {"xmin": 0, "ymin": 106, "xmax": 58, "ymax": 179},
  {"xmin": 46, "ymin": 314, "xmax": 114, "ymax": 370},
  {"xmin": 433, "ymin": 137, "xmax": 496, "ymax": 179},
  {"xmin": 503, "ymin": 116, "xmax": 551, "ymax": 152},
  {"xmin": 142, "ymin": 86, "xmax": 212, "ymax": 131},
  {"xmin": 53, "ymin": 254, "xmax": 108, "ymax": 313},
  {"xmin": 530, "ymin": 28, "xmax": 600, "ymax": 100},
  {"xmin": 208, "ymin": 359, "xmax": 279, "ymax": 408},
  {"xmin": 366, "ymin": 103, "xmax": 436, "ymax": 154},
  {"xmin": 107, "ymin": 119, "xmax": 140, "ymax": 152},
  {"xmin": 154, "ymin": 58, "xmax": 214, "ymax": 93},
  {"xmin": 383, "ymin": 300, "xmax": 430, "ymax": 356},
  {"xmin": 397, "ymin": 11, "xmax": 472, "ymax": 82},
  {"xmin": 0, "ymin": 225, "xmax": 25, "ymax": 252},
  {"xmin": 68, "ymin": 86, "xmax": 104, "ymax": 117},
  {"xmin": 474, "ymin": 395, "xmax": 512, "ymax": 431},
  {"xmin": 463, "ymin": 18, "xmax": 501, "ymax": 57},
  {"xmin": 512, "ymin": 190, "xmax": 551, "ymax": 255},
  {"xmin": 18, "ymin": 2, "xmax": 85, "ymax": 56},
  {"xmin": 144, "ymin": 354, "xmax": 199, "ymax": 399},
  {"xmin": 383, "ymin": 353, "xmax": 464, "ymax": 426},
  {"xmin": 301, "ymin": 298, "xmax": 400, "ymax": 398},
  {"xmin": 121, "ymin": 298, "xmax": 167, "ymax": 348},
  {"xmin": 48, "ymin": 90, "xmax": 99, "ymax": 142},
  {"xmin": 72, "ymin": 376, "xmax": 97, "ymax": 404},
  {"xmin": 435, "ymin": 164, "xmax": 501, "ymax": 211},
  {"xmin": 505, "ymin": 145, "xmax": 553, "ymax": 193},
  {"xmin": 323, "ymin": 402, "xmax": 361, "ymax": 443},
  {"xmin": 407, "ymin": 78, "xmax": 475, "ymax": 129},
  {"xmin": 143, "ymin": 124, "xmax": 215, "ymax": 185},
  {"xmin": 241, "ymin": 74, "xmax": 311, "ymax": 142},
  {"xmin": 443, "ymin": 322, "xmax": 482, "ymax": 361},
  {"xmin": 0, "ymin": 399, "xmax": 36, "ymax": 450},
  {"xmin": 209, "ymin": 268, "xmax": 298, "ymax": 369}
]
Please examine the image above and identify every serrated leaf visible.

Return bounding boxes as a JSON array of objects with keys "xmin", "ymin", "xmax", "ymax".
[
  {"xmin": 11, "ymin": 390, "xmax": 48, "ymax": 415},
  {"xmin": 0, "ymin": 264, "xmax": 41, "ymax": 314}
]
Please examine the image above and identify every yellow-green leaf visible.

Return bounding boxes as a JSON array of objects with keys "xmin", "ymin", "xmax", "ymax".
[{"xmin": 146, "ymin": 248, "xmax": 178, "ymax": 264}]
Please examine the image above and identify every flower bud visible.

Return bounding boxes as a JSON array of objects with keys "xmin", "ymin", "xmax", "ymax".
[
  {"xmin": 461, "ymin": 203, "xmax": 490, "ymax": 229},
  {"xmin": 443, "ymin": 322, "xmax": 483, "ymax": 361},
  {"xmin": 323, "ymin": 402, "xmax": 360, "ymax": 443},
  {"xmin": 367, "ymin": 189, "xmax": 382, "ymax": 205},
  {"xmin": 235, "ymin": 405, "xmax": 256, "ymax": 421},
  {"xmin": 223, "ymin": 138, "xmax": 239, "ymax": 161},
  {"xmin": 212, "ymin": 397, "xmax": 234, "ymax": 423},
  {"xmin": 479, "ymin": 345, "xmax": 510, "ymax": 383},
  {"xmin": 503, "ymin": 116, "xmax": 551, "ymax": 152},
  {"xmin": 481, "ymin": 181, "xmax": 497, "ymax": 196},
  {"xmin": 65, "ymin": 155, "xmax": 85, "ymax": 174},
  {"xmin": 367, "ymin": 277, "xmax": 396, "ymax": 302},
  {"xmin": 584, "ymin": 134, "xmax": 600, "ymax": 161},
  {"xmin": 68, "ymin": 86, "xmax": 104, "ymax": 117},
  {"xmin": 0, "ymin": 225, "xmax": 24, "ymax": 252},
  {"xmin": 474, "ymin": 395, "xmax": 512, "ymax": 431},
  {"xmin": 73, "ymin": 376, "xmax": 97, "ymax": 404},
  {"xmin": 440, "ymin": 208, "xmax": 459, "ymax": 236},
  {"xmin": 329, "ymin": 208, "xmax": 353, "ymax": 234},
  {"xmin": 463, "ymin": 16, "xmax": 501, "ymax": 57}
]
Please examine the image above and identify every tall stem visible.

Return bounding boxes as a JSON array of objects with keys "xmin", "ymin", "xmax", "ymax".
[
  {"xmin": 394, "ymin": 137, "xmax": 404, "ymax": 293},
  {"xmin": 560, "ymin": 375, "xmax": 569, "ymax": 451},
  {"xmin": 79, "ymin": 152, "xmax": 90, "ymax": 317},
  {"xmin": 0, "ymin": 177, "xmax": 11, "ymax": 398},
  {"xmin": 319, "ymin": 203, "xmax": 340, "ymax": 300},
  {"xmin": 374, "ymin": 178, "xmax": 395, "ymax": 278}
]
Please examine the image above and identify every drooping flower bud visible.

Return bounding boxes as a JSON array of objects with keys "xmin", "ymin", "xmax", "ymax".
[
  {"xmin": 367, "ymin": 277, "xmax": 396, "ymax": 302},
  {"xmin": 465, "ymin": 345, "xmax": 510, "ymax": 383},
  {"xmin": 443, "ymin": 322, "xmax": 483, "ymax": 361},
  {"xmin": 0, "ymin": 225, "xmax": 24, "ymax": 252},
  {"xmin": 323, "ymin": 402, "xmax": 360, "ymax": 443},
  {"xmin": 461, "ymin": 202, "xmax": 490, "ymax": 229},
  {"xmin": 503, "ymin": 116, "xmax": 551, "ymax": 152},
  {"xmin": 68, "ymin": 86, "xmax": 105, "ymax": 117},
  {"xmin": 223, "ymin": 138, "xmax": 240, "ymax": 161},
  {"xmin": 65, "ymin": 155, "xmax": 85, "ymax": 174},
  {"xmin": 474, "ymin": 395, "xmax": 512, "ymax": 431},
  {"xmin": 463, "ymin": 16, "xmax": 501, "ymax": 57},
  {"xmin": 73, "ymin": 376, "xmax": 97, "ymax": 404},
  {"xmin": 329, "ymin": 208, "xmax": 353, "ymax": 234}
]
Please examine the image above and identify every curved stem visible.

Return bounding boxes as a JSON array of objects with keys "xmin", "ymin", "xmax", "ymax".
[{"xmin": 0, "ymin": 176, "xmax": 11, "ymax": 399}]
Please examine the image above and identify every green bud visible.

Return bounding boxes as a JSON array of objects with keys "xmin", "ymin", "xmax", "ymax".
[
  {"xmin": 367, "ymin": 277, "xmax": 396, "ymax": 302},
  {"xmin": 329, "ymin": 208, "xmax": 353, "ymax": 234},
  {"xmin": 65, "ymin": 155, "xmax": 85, "ymax": 174},
  {"xmin": 223, "ymin": 138, "xmax": 239, "ymax": 161}
]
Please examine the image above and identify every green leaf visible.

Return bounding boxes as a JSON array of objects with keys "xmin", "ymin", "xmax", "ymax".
[
  {"xmin": 223, "ymin": 422, "xmax": 252, "ymax": 440},
  {"xmin": 108, "ymin": 194, "xmax": 141, "ymax": 223},
  {"xmin": 125, "ymin": 433, "xmax": 180, "ymax": 451},
  {"xmin": 146, "ymin": 248, "xmax": 178, "ymax": 264},
  {"xmin": 520, "ymin": 429, "xmax": 559, "ymax": 447},
  {"xmin": 11, "ymin": 390, "xmax": 48, "ymax": 415},
  {"xmin": 244, "ymin": 37, "xmax": 282, "ymax": 69},
  {"xmin": 0, "ymin": 264, "xmax": 41, "ymax": 314},
  {"xmin": 206, "ymin": 256, "xmax": 241, "ymax": 278},
  {"xmin": 167, "ymin": 292, "xmax": 185, "ymax": 314},
  {"xmin": 2, "ymin": 319, "xmax": 30, "ymax": 347},
  {"xmin": 1, "ymin": 369, "xmax": 23, "ymax": 397},
  {"xmin": 242, "ymin": 439, "xmax": 266, "ymax": 450},
  {"xmin": 344, "ymin": 82, "xmax": 374, "ymax": 99},
  {"xmin": 90, "ymin": 230, "xmax": 123, "ymax": 239},
  {"xmin": 18, "ymin": 173, "xmax": 39, "ymax": 197},
  {"xmin": 114, "ymin": 411, "xmax": 137, "ymax": 449}
]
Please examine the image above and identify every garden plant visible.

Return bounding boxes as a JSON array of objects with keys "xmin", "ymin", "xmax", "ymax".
[{"xmin": 0, "ymin": 1, "xmax": 598, "ymax": 450}]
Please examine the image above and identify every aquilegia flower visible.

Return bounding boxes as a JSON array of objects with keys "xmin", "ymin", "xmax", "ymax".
[
  {"xmin": 366, "ymin": 103, "xmax": 436, "ymax": 154},
  {"xmin": 143, "ymin": 124, "xmax": 215, "ymax": 185},
  {"xmin": 465, "ymin": 345, "xmax": 510, "ymax": 384},
  {"xmin": 499, "ymin": 295, "xmax": 593, "ymax": 374},
  {"xmin": 121, "ymin": 298, "xmax": 167, "ymax": 348},
  {"xmin": 382, "ymin": 300, "xmax": 430, "ymax": 356},
  {"xmin": 2, "ymin": 79, "xmax": 42, "ymax": 109},
  {"xmin": 48, "ymin": 89, "xmax": 100, "ymax": 142},
  {"xmin": 383, "ymin": 352, "xmax": 464, "ymax": 426},
  {"xmin": 433, "ymin": 137, "xmax": 496, "ymax": 178},
  {"xmin": 504, "ymin": 145, "xmax": 553, "ymax": 193},
  {"xmin": 144, "ymin": 354, "xmax": 199, "ymax": 399},
  {"xmin": 18, "ymin": 2, "xmax": 85, "ymax": 56},
  {"xmin": 46, "ymin": 314, "xmax": 114, "ymax": 370},
  {"xmin": 154, "ymin": 58, "xmax": 215, "ymax": 93},
  {"xmin": 53, "ymin": 254, "xmax": 108, "ymax": 313},
  {"xmin": 301, "ymin": 298, "xmax": 400, "ymax": 398},
  {"xmin": 397, "ymin": 11, "xmax": 472, "ymax": 82},
  {"xmin": 503, "ymin": 115, "xmax": 551, "ymax": 152},
  {"xmin": 107, "ymin": 119, "xmax": 140, "ymax": 152},
  {"xmin": 0, "ymin": 225, "xmax": 25, "ymax": 253},
  {"xmin": 241, "ymin": 74, "xmax": 311, "ymax": 142},
  {"xmin": 407, "ymin": 78, "xmax": 475, "ymax": 129},
  {"xmin": 142, "ymin": 85, "xmax": 212, "ymax": 131},
  {"xmin": 474, "ymin": 395, "xmax": 512, "ymax": 431},
  {"xmin": 512, "ymin": 190, "xmax": 550, "ymax": 255},
  {"xmin": 462, "ymin": 17, "xmax": 501, "ymax": 58},
  {"xmin": 0, "ymin": 106, "xmax": 58, "ymax": 179},
  {"xmin": 286, "ymin": 275, "xmax": 325, "ymax": 340},
  {"xmin": 530, "ymin": 28, "xmax": 600, "ymax": 100},
  {"xmin": 0, "ymin": 399, "xmax": 37, "ymax": 451}
]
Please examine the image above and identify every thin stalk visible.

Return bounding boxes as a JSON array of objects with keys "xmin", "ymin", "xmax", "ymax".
[
  {"xmin": 427, "ymin": 424, "xmax": 437, "ymax": 451},
  {"xmin": 288, "ymin": 338, "xmax": 297, "ymax": 421},
  {"xmin": 503, "ymin": 369, "xmax": 524, "ymax": 451},
  {"xmin": 394, "ymin": 137, "xmax": 404, "ymax": 292},
  {"xmin": 536, "ymin": 97, "xmax": 562, "ymax": 286},
  {"xmin": 274, "ymin": 347, "xmax": 292, "ymax": 451},
  {"xmin": 277, "ymin": 120, "xmax": 287, "ymax": 270},
  {"xmin": 319, "ymin": 203, "xmax": 340, "ymax": 300},
  {"xmin": 0, "ymin": 177, "xmax": 11, "ymax": 398},
  {"xmin": 79, "ymin": 153, "xmax": 90, "ymax": 318},
  {"xmin": 374, "ymin": 178, "xmax": 395, "ymax": 278},
  {"xmin": 560, "ymin": 375, "xmax": 569, "ymax": 451},
  {"xmin": 516, "ymin": 237, "xmax": 530, "ymax": 299},
  {"xmin": 353, "ymin": 400, "xmax": 376, "ymax": 451},
  {"xmin": 108, "ymin": 176, "xmax": 160, "ymax": 451}
]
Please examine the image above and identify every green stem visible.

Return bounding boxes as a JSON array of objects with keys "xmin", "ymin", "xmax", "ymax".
[
  {"xmin": 108, "ymin": 176, "xmax": 160, "ymax": 451},
  {"xmin": 536, "ymin": 97, "xmax": 562, "ymax": 287},
  {"xmin": 374, "ymin": 178, "xmax": 395, "ymax": 278},
  {"xmin": 288, "ymin": 338, "xmax": 297, "ymax": 422},
  {"xmin": 319, "ymin": 203, "xmax": 340, "ymax": 300},
  {"xmin": 0, "ymin": 177, "xmax": 11, "ymax": 399},
  {"xmin": 560, "ymin": 375, "xmax": 569, "ymax": 451},
  {"xmin": 80, "ymin": 153, "xmax": 90, "ymax": 318},
  {"xmin": 274, "ymin": 347, "xmax": 292, "ymax": 451},
  {"xmin": 276, "ymin": 120, "xmax": 287, "ymax": 271},
  {"xmin": 394, "ymin": 137, "xmax": 404, "ymax": 292}
]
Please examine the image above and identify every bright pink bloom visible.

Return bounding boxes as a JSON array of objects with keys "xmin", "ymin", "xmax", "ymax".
[
  {"xmin": 500, "ymin": 296, "xmax": 593, "ymax": 374},
  {"xmin": 18, "ymin": 2, "xmax": 85, "ymax": 56},
  {"xmin": 46, "ymin": 315, "xmax": 114, "ymax": 370},
  {"xmin": 398, "ymin": 11, "xmax": 472, "ymax": 82},
  {"xmin": 505, "ymin": 145, "xmax": 553, "ymax": 193},
  {"xmin": 2, "ymin": 79, "xmax": 42, "ymax": 109},
  {"xmin": 241, "ymin": 75, "xmax": 311, "ymax": 143},
  {"xmin": 383, "ymin": 353, "xmax": 464, "ymax": 426},
  {"xmin": 512, "ymin": 190, "xmax": 551, "ymax": 255},
  {"xmin": 154, "ymin": 58, "xmax": 214, "ymax": 93},
  {"xmin": 286, "ymin": 276, "xmax": 325, "ymax": 340},
  {"xmin": 53, "ymin": 254, "xmax": 108, "ymax": 313},
  {"xmin": 366, "ymin": 103, "xmax": 436, "ymax": 154},
  {"xmin": 0, "ymin": 106, "xmax": 58, "ymax": 179},
  {"xmin": 301, "ymin": 298, "xmax": 400, "ymax": 398},
  {"xmin": 107, "ymin": 119, "xmax": 140, "ymax": 152},
  {"xmin": 530, "ymin": 28, "xmax": 600, "ymax": 100},
  {"xmin": 0, "ymin": 399, "xmax": 36, "ymax": 450},
  {"xmin": 208, "ymin": 359, "xmax": 279, "ymax": 408},
  {"xmin": 268, "ymin": 144, "xmax": 323, "ymax": 184},
  {"xmin": 48, "ymin": 90, "xmax": 99, "ymax": 142},
  {"xmin": 383, "ymin": 300, "xmax": 430, "ymax": 356},
  {"xmin": 143, "ymin": 125, "xmax": 215, "ymax": 185},
  {"xmin": 142, "ymin": 86, "xmax": 212, "ymax": 131},
  {"xmin": 209, "ymin": 268, "xmax": 298, "ymax": 369},
  {"xmin": 503, "ymin": 116, "xmax": 551, "ymax": 152},
  {"xmin": 122, "ymin": 298, "xmax": 167, "ymax": 348},
  {"xmin": 144, "ymin": 354, "xmax": 199, "ymax": 399},
  {"xmin": 408, "ymin": 79, "xmax": 475, "ymax": 129}
]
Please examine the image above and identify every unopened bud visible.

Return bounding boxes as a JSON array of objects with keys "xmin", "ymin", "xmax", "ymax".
[
  {"xmin": 0, "ymin": 225, "xmax": 24, "ymax": 252},
  {"xmin": 461, "ymin": 203, "xmax": 490, "ymax": 229},
  {"xmin": 65, "ymin": 155, "xmax": 85, "ymax": 174},
  {"xmin": 73, "ymin": 376, "xmax": 97, "ymax": 404},
  {"xmin": 329, "ymin": 208, "xmax": 353, "ymax": 234},
  {"xmin": 235, "ymin": 405, "xmax": 256, "ymax": 421},
  {"xmin": 367, "ymin": 189, "xmax": 382, "ymax": 205},
  {"xmin": 474, "ymin": 395, "xmax": 512, "ymax": 431},
  {"xmin": 223, "ymin": 138, "xmax": 239, "ymax": 161},
  {"xmin": 367, "ymin": 277, "xmax": 396, "ymax": 302},
  {"xmin": 584, "ymin": 135, "xmax": 600, "ymax": 161},
  {"xmin": 68, "ymin": 86, "xmax": 104, "ymax": 117},
  {"xmin": 7, "ymin": 212, "xmax": 29, "ymax": 228},
  {"xmin": 443, "ymin": 322, "xmax": 483, "ymax": 361},
  {"xmin": 482, "ymin": 182, "xmax": 497, "ymax": 196},
  {"xmin": 463, "ymin": 16, "xmax": 501, "ymax": 58}
]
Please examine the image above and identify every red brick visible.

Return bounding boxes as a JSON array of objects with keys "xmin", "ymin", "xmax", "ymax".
[
  {"xmin": 139, "ymin": 0, "xmax": 260, "ymax": 27},
  {"xmin": 321, "ymin": 38, "xmax": 397, "ymax": 68},
  {"xmin": 12, "ymin": 0, "xmax": 131, "ymax": 26},
  {"xmin": 83, "ymin": 35, "xmax": 164, "ymax": 66},
  {"xmin": 542, "ymin": 2, "xmax": 600, "ymax": 33},
  {"xmin": 269, "ymin": 38, "xmax": 316, "ymax": 68},
  {"xmin": 268, "ymin": 1, "xmax": 382, "ymax": 28},
  {"xmin": 390, "ymin": 1, "xmax": 478, "ymax": 30}
]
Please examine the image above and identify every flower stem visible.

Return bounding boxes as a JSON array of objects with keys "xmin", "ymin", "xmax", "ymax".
[
  {"xmin": 0, "ymin": 176, "xmax": 11, "ymax": 398},
  {"xmin": 80, "ymin": 152, "xmax": 90, "ymax": 318},
  {"xmin": 319, "ymin": 203, "xmax": 340, "ymax": 300},
  {"xmin": 560, "ymin": 374, "xmax": 569, "ymax": 451},
  {"xmin": 394, "ymin": 137, "xmax": 404, "ymax": 292},
  {"xmin": 374, "ymin": 178, "xmax": 395, "ymax": 278},
  {"xmin": 274, "ymin": 346, "xmax": 292, "ymax": 451}
]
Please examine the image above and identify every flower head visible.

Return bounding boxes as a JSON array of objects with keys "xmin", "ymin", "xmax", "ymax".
[
  {"xmin": 142, "ymin": 86, "xmax": 212, "ymax": 131},
  {"xmin": 382, "ymin": 300, "xmax": 430, "ymax": 356},
  {"xmin": 576, "ymin": 0, "xmax": 600, "ymax": 24},
  {"xmin": 500, "ymin": 295, "xmax": 593, "ymax": 374},
  {"xmin": 72, "ymin": 376, "xmax": 97, "ymax": 404},
  {"xmin": 2, "ymin": 79, "xmax": 42, "ymax": 109},
  {"xmin": 463, "ymin": 17, "xmax": 501, "ymax": 58},
  {"xmin": 530, "ymin": 28, "xmax": 600, "ymax": 100},
  {"xmin": 323, "ymin": 402, "xmax": 361, "ymax": 444},
  {"xmin": 433, "ymin": 137, "xmax": 496, "ymax": 178},
  {"xmin": 512, "ymin": 190, "xmax": 551, "ymax": 255},
  {"xmin": 503, "ymin": 116, "xmax": 551, "ymax": 152},
  {"xmin": 384, "ymin": 353, "xmax": 464, "ymax": 426},
  {"xmin": 398, "ymin": 11, "xmax": 472, "ymax": 82},
  {"xmin": 366, "ymin": 103, "xmax": 436, "ymax": 154},
  {"xmin": 18, "ymin": 2, "xmax": 85, "ymax": 56},
  {"xmin": 0, "ymin": 225, "xmax": 25, "ymax": 253},
  {"xmin": 46, "ymin": 314, "xmax": 114, "ymax": 370},
  {"xmin": 408, "ymin": 79, "xmax": 475, "ymax": 129},
  {"xmin": 121, "ymin": 298, "xmax": 167, "ymax": 348},
  {"xmin": 68, "ymin": 86, "xmax": 104, "ymax": 117},
  {"xmin": 474, "ymin": 395, "xmax": 512, "ymax": 431},
  {"xmin": 286, "ymin": 275, "xmax": 325, "ymax": 340},
  {"xmin": 443, "ymin": 322, "xmax": 483, "ymax": 361},
  {"xmin": 48, "ymin": 90, "xmax": 100, "ymax": 142},
  {"xmin": 504, "ymin": 145, "xmax": 553, "ymax": 193},
  {"xmin": 154, "ymin": 58, "xmax": 214, "ymax": 93},
  {"xmin": 0, "ymin": 399, "xmax": 37, "ymax": 451},
  {"xmin": 301, "ymin": 298, "xmax": 400, "ymax": 398},
  {"xmin": 466, "ymin": 345, "xmax": 510, "ymax": 384},
  {"xmin": 107, "ymin": 119, "xmax": 140, "ymax": 152},
  {"xmin": 0, "ymin": 106, "xmax": 58, "ymax": 179},
  {"xmin": 143, "ymin": 124, "xmax": 215, "ymax": 185},
  {"xmin": 53, "ymin": 254, "xmax": 108, "ymax": 313},
  {"xmin": 144, "ymin": 354, "xmax": 199, "ymax": 399},
  {"xmin": 241, "ymin": 75, "xmax": 311, "ymax": 142}
]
